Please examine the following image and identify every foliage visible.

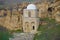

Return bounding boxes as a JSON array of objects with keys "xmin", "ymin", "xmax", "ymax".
[
  {"xmin": 8, "ymin": 29, "xmax": 23, "ymax": 38},
  {"xmin": 10, "ymin": 29, "xmax": 23, "ymax": 33},
  {"xmin": 0, "ymin": 31, "xmax": 9, "ymax": 40},
  {"xmin": 34, "ymin": 18, "xmax": 60, "ymax": 40},
  {"xmin": 0, "ymin": 27, "xmax": 9, "ymax": 40}
]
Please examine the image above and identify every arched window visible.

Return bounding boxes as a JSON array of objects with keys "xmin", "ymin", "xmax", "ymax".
[
  {"xmin": 31, "ymin": 22, "xmax": 35, "ymax": 30},
  {"xmin": 33, "ymin": 26, "xmax": 35, "ymax": 30}
]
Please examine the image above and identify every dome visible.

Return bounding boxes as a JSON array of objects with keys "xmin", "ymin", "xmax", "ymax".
[{"xmin": 27, "ymin": 4, "xmax": 37, "ymax": 9}]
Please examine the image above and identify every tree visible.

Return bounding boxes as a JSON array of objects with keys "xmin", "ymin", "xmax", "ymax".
[{"xmin": 0, "ymin": 25, "xmax": 9, "ymax": 40}]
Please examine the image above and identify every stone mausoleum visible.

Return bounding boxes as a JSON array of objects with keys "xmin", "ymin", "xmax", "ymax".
[{"xmin": 23, "ymin": 4, "xmax": 39, "ymax": 33}]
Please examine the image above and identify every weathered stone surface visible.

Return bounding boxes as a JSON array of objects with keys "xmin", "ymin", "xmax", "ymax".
[{"xmin": 9, "ymin": 33, "xmax": 34, "ymax": 40}]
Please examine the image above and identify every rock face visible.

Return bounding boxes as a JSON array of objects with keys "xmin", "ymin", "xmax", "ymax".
[
  {"xmin": 0, "ymin": 0, "xmax": 60, "ymax": 30},
  {"xmin": 0, "ymin": 9, "xmax": 23, "ymax": 30},
  {"xmin": 9, "ymin": 33, "xmax": 34, "ymax": 40}
]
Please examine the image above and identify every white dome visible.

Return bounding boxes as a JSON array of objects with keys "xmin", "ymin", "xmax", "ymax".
[{"xmin": 27, "ymin": 4, "xmax": 37, "ymax": 9}]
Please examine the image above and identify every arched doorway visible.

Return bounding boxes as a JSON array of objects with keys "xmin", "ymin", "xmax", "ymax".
[{"xmin": 25, "ymin": 22, "xmax": 30, "ymax": 32}]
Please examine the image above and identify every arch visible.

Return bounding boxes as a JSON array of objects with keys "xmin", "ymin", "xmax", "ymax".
[
  {"xmin": 33, "ymin": 26, "xmax": 35, "ymax": 30},
  {"xmin": 27, "ymin": 4, "xmax": 37, "ymax": 9},
  {"xmin": 25, "ymin": 22, "xmax": 30, "ymax": 32},
  {"xmin": 31, "ymin": 22, "xmax": 35, "ymax": 30}
]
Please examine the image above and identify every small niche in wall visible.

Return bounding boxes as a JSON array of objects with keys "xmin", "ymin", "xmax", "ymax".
[
  {"xmin": 33, "ymin": 26, "xmax": 35, "ymax": 30},
  {"xmin": 31, "ymin": 22, "xmax": 35, "ymax": 30}
]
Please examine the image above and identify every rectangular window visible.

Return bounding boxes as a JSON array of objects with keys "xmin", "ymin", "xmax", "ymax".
[{"xmin": 28, "ymin": 11, "xmax": 31, "ymax": 17}]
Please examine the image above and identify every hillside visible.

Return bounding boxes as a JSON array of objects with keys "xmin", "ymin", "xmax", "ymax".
[{"xmin": 34, "ymin": 18, "xmax": 60, "ymax": 40}]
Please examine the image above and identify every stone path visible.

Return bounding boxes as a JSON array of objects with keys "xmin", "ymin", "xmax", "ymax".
[{"xmin": 9, "ymin": 33, "xmax": 34, "ymax": 40}]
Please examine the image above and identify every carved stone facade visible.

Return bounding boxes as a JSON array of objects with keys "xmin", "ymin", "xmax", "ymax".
[{"xmin": 23, "ymin": 4, "xmax": 39, "ymax": 33}]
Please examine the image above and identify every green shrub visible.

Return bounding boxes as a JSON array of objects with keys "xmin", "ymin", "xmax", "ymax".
[{"xmin": 34, "ymin": 18, "xmax": 60, "ymax": 40}]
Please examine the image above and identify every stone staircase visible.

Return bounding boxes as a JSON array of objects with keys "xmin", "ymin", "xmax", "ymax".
[{"xmin": 9, "ymin": 33, "xmax": 34, "ymax": 40}]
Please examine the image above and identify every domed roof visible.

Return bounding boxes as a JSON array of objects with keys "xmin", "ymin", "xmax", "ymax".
[{"xmin": 27, "ymin": 4, "xmax": 37, "ymax": 9}]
